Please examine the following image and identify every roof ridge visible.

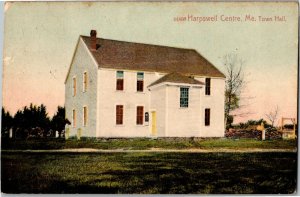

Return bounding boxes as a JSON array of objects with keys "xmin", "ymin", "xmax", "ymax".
[
  {"xmin": 80, "ymin": 35, "xmax": 226, "ymax": 78},
  {"xmin": 148, "ymin": 71, "xmax": 205, "ymax": 88},
  {"xmin": 80, "ymin": 35, "xmax": 195, "ymax": 51}
]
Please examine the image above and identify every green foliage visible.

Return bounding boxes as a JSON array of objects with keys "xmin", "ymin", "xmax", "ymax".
[
  {"xmin": 50, "ymin": 106, "xmax": 69, "ymax": 138},
  {"xmin": 225, "ymin": 91, "xmax": 240, "ymax": 112},
  {"xmin": 1, "ymin": 107, "xmax": 13, "ymax": 138},
  {"xmin": 233, "ymin": 119, "xmax": 271, "ymax": 129},
  {"xmin": 13, "ymin": 103, "xmax": 51, "ymax": 138},
  {"xmin": 2, "ymin": 138, "xmax": 296, "ymax": 150},
  {"xmin": 226, "ymin": 115, "xmax": 234, "ymax": 129},
  {"xmin": 2, "ymin": 104, "xmax": 71, "ymax": 139}
]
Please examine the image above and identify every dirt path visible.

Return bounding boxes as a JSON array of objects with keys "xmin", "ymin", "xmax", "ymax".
[{"xmin": 1, "ymin": 148, "xmax": 297, "ymax": 153}]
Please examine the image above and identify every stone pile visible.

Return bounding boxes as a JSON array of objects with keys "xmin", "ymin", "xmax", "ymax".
[{"xmin": 225, "ymin": 128, "xmax": 282, "ymax": 140}]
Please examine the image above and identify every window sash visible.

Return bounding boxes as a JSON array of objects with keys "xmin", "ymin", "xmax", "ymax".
[
  {"xmin": 137, "ymin": 72, "xmax": 144, "ymax": 80},
  {"xmin": 83, "ymin": 72, "xmax": 87, "ymax": 92},
  {"xmin": 117, "ymin": 71, "xmax": 124, "ymax": 78},
  {"xmin": 116, "ymin": 105, "xmax": 123, "ymax": 125},
  {"xmin": 205, "ymin": 78, "xmax": 211, "ymax": 95},
  {"xmin": 205, "ymin": 108, "xmax": 210, "ymax": 126},
  {"xmin": 180, "ymin": 87, "xmax": 189, "ymax": 108},
  {"xmin": 72, "ymin": 110, "xmax": 76, "ymax": 127},
  {"xmin": 137, "ymin": 80, "xmax": 144, "ymax": 92},
  {"xmin": 73, "ymin": 77, "xmax": 76, "ymax": 96},
  {"xmin": 116, "ymin": 79, "xmax": 124, "ymax": 90},
  {"xmin": 83, "ymin": 107, "xmax": 87, "ymax": 126},
  {"xmin": 136, "ymin": 106, "xmax": 144, "ymax": 125}
]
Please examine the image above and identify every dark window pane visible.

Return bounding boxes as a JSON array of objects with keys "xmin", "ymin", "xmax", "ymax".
[
  {"xmin": 205, "ymin": 78, "xmax": 211, "ymax": 95},
  {"xmin": 116, "ymin": 79, "xmax": 124, "ymax": 90},
  {"xmin": 137, "ymin": 80, "xmax": 144, "ymax": 92},
  {"xmin": 205, "ymin": 108, "xmax": 210, "ymax": 126},
  {"xmin": 116, "ymin": 105, "xmax": 123, "ymax": 125},
  {"xmin": 136, "ymin": 106, "xmax": 144, "ymax": 125}
]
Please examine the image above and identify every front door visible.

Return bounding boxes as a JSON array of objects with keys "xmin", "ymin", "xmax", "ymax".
[{"xmin": 151, "ymin": 111, "xmax": 157, "ymax": 136}]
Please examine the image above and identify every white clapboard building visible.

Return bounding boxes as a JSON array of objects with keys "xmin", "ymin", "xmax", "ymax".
[{"xmin": 65, "ymin": 30, "xmax": 225, "ymax": 138}]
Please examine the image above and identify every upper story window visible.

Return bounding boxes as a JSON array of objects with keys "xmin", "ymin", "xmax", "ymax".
[
  {"xmin": 116, "ymin": 105, "xmax": 123, "ymax": 125},
  {"xmin": 205, "ymin": 108, "xmax": 210, "ymax": 126},
  {"xmin": 83, "ymin": 106, "xmax": 88, "ymax": 126},
  {"xmin": 136, "ymin": 106, "xmax": 144, "ymax": 125},
  {"xmin": 72, "ymin": 109, "xmax": 76, "ymax": 127},
  {"xmin": 137, "ymin": 72, "xmax": 144, "ymax": 92},
  {"xmin": 116, "ymin": 71, "xmax": 124, "ymax": 91},
  {"xmin": 180, "ymin": 87, "xmax": 189, "ymax": 108},
  {"xmin": 83, "ymin": 72, "xmax": 87, "ymax": 92},
  {"xmin": 205, "ymin": 78, "xmax": 211, "ymax": 95},
  {"xmin": 73, "ymin": 76, "xmax": 77, "ymax": 96}
]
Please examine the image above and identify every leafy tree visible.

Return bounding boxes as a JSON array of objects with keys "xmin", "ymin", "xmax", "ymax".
[
  {"xmin": 13, "ymin": 103, "xmax": 51, "ymax": 138},
  {"xmin": 1, "ymin": 107, "xmax": 13, "ymax": 138},
  {"xmin": 226, "ymin": 115, "xmax": 234, "ymax": 129},
  {"xmin": 51, "ymin": 106, "xmax": 69, "ymax": 138}
]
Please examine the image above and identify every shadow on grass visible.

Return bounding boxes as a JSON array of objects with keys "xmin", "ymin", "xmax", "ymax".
[{"xmin": 1, "ymin": 152, "xmax": 297, "ymax": 194}]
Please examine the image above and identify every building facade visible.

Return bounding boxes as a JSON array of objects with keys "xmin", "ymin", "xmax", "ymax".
[{"xmin": 65, "ymin": 30, "xmax": 226, "ymax": 138}]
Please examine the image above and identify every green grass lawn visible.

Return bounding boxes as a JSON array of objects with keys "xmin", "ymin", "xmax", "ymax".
[
  {"xmin": 1, "ymin": 152, "xmax": 297, "ymax": 194},
  {"xmin": 1, "ymin": 137, "xmax": 297, "ymax": 150}
]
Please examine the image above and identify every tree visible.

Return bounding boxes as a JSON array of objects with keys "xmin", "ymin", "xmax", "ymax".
[
  {"xmin": 1, "ymin": 107, "xmax": 13, "ymax": 138},
  {"xmin": 51, "ymin": 106, "xmax": 69, "ymax": 138},
  {"xmin": 265, "ymin": 105, "xmax": 279, "ymax": 127},
  {"xmin": 13, "ymin": 103, "xmax": 51, "ymax": 138},
  {"xmin": 224, "ymin": 54, "xmax": 245, "ymax": 128}
]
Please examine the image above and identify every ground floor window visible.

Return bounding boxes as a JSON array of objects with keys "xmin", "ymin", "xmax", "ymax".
[
  {"xmin": 83, "ymin": 106, "xmax": 87, "ymax": 126},
  {"xmin": 180, "ymin": 87, "xmax": 189, "ymax": 108},
  {"xmin": 205, "ymin": 108, "xmax": 210, "ymax": 126},
  {"xmin": 72, "ymin": 109, "xmax": 76, "ymax": 127},
  {"xmin": 136, "ymin": 106, "xmax": 144, "ymax": 125},
  {"xmin": 116, "ymin": 105, "xmax": 123, "ymax": 125}
]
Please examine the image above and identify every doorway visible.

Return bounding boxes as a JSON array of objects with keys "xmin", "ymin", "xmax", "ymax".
[{"xmin": 151, "ymin": 111, "xmax": 157, "ymax": 136}]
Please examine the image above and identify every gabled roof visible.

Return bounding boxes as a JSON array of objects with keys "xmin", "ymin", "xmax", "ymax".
[
  {"xmin": 148, "ymin": 72, "xmax": 205, "ymax": 88},
  {"xmin": 80, "ymin": 36, "xmax": 225, "ymax": 78}
]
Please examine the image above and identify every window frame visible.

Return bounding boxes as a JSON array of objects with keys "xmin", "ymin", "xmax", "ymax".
[
  {"xmin": 72, "ymin": 76, "xmax": 77, "ymax": 96},
  {"xmin": 83, "ymin": 72, "xmax": 87, "ymax": 92},
  {"xmin": 72, "ymin": 109, "xmax": 76, "ymax": 127},
  {"xmin": 83, "ymin": 106, "xmax": 88, "ymax": 127},
  {"xmin": 205, "ymin": 108, "xmax": 210, "ymax": 126},
  {"xmin": 116, "ymin": 105, "xmax": 124, "ymax": 125},
  {"xmin": 136, "ymin": 106, "xmax": 144, "ymax": 125},
  {"xmin": 137, "ymin": 72, "xmax": 144, "ymax": 92},
  {"xmin": 205, "ymin": 78, "xmax": 211, "ymax": 96},
  {"xmin": 116, "ymin": 71, "xmax": 124, "ymax": 91},
  {"xmin": 180, "ymin": 87, "xmax": 189, "ymax": 108}
]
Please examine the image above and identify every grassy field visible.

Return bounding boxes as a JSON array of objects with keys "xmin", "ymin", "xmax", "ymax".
[
  {"xmin": 1, "ymin": 137, "xmax": 297, "ymax": 150},
  {"xmin": 1, "ymin": 152, "xmax": 297, "ymax": 194}
]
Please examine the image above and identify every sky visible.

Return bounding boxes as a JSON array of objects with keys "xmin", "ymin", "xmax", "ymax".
[{"xmin": 2, "ymin": 2, "xmax": 298, "ymax": 125}]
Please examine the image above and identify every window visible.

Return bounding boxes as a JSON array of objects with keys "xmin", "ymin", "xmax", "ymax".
[
  {"xmin": 205, "ymin": 78, "xmax": 211, "ymax": 95},
  {"xmin": 83, "ymin": 106, "xmax": 87, "ymax": 126},
  {"xmin": 116, "ymin": 71, "xmax": 124, "ymax": 91},
  {"xmin": 180, "ymin": 87, "xmax": 189, "ymax": 108},
  {"xmin": 205, "ymin": 108, "xmax": 210, "ymax": 126},
  {"xmin": 83, "ymin": 72, "xmax": 87, "ymax": 92},
  {"xmin": 72, "ymin": 109, "xmax": 76, "ymax": 127},
  {"xmin": 116, "ymin": 105, "xmax": 123, "ymax": 125},
  {"xmin": 136, "ymin": 106, "xmax": 144, "ymax": 125},
  {"xmin": 137, "ymin": 72, "xmax": 144, "ymax": 92},
  {"xmin": 73, "ymin": 77, "xmax": 76, "ymax": 96}
]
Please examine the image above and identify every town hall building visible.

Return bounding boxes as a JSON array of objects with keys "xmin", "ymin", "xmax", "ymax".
[{"xmin": 65, "ymin": 30, "xmax": 226, "ymax": 138}]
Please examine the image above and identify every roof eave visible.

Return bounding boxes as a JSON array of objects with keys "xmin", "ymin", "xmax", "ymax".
[{"xmin": 148, "ymin": 81, "xmax": 204, "ymax": 91}]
